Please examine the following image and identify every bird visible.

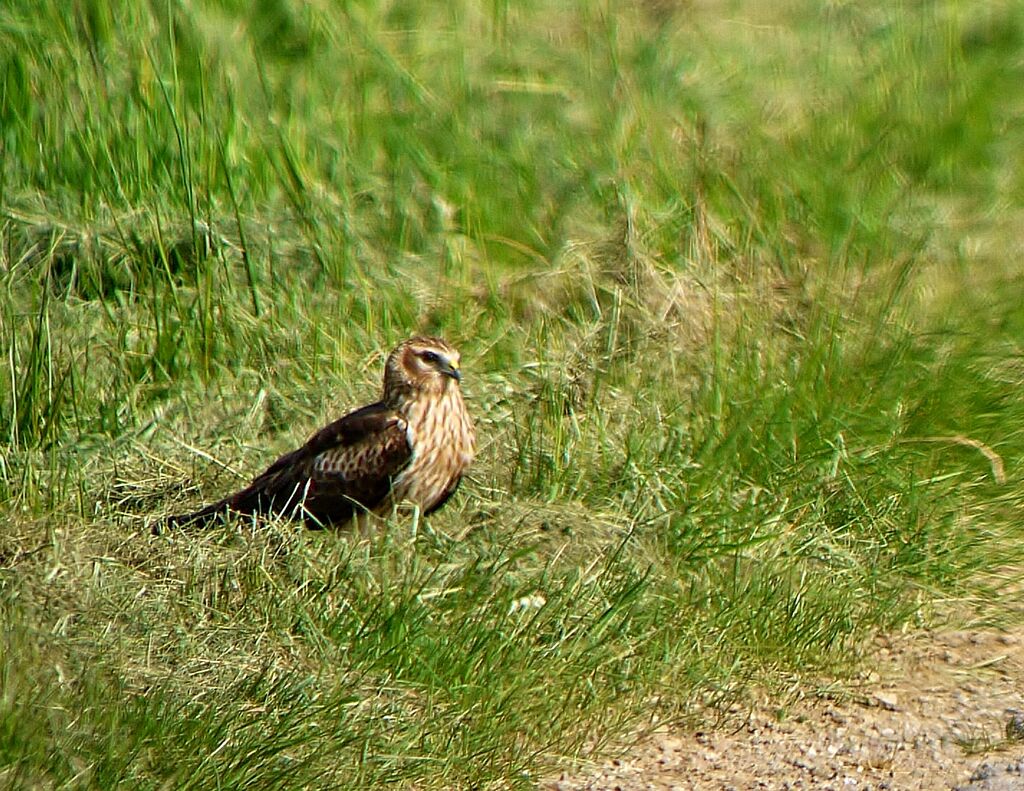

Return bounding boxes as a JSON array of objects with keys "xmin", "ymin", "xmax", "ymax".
[{"xmin": 163, "ymin": 336, "xmax": 476, "ymax": 531}]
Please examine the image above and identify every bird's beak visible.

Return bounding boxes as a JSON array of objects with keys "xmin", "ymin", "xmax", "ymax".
[{"xmin": 442, "ymin": 364, "xmax": 462, "ymax": 382}]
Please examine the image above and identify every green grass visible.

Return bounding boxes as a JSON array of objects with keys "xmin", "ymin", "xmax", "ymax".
[{"xmin": 3, "ymin": 0, "xmax": 1024, "ymax": 787}]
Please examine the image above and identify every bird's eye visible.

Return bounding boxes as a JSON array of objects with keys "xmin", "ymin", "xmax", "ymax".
[{"xmin": 421, "ymin": 351, "xmax": 441, "ymax": 364}]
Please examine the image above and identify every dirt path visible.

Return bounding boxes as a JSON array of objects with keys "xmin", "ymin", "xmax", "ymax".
[{"xmin": 548, "ymin": 628, "xmax": 1024, "ymax": 790}]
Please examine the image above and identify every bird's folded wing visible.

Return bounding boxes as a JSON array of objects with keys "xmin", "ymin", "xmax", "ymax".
[{"xmin": 232, "ymin": 402, "xmax": 413, "ymax": 523}]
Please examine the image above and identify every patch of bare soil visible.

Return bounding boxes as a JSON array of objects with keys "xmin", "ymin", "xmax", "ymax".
[{"xmin": 548, "ymin": 628, "xmax": 1024, "ymax": 790}]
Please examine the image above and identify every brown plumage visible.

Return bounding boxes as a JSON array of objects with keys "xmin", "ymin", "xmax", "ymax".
[{"xmin": 164, "ymin": 337, "xmax": 475, "ymax": 530}]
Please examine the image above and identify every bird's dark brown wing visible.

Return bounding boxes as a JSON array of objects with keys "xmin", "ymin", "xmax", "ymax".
[{"xmin": 166, "ymin": 402, "xmax": 413, "ymax": 529}]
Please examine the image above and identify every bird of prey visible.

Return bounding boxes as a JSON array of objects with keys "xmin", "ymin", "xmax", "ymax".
[{"xmin": 164, "ymin": 336, "xmax": 476, "ymax": 530}]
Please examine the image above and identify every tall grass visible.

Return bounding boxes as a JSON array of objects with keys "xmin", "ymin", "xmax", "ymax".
[{"xmin": 2, "ymin": 0, "xmax": 1024, "ymax": 787}]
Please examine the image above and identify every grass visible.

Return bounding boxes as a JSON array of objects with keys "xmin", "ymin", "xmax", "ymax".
[{"xmin": 2, "ymin": 0, "xmax": 1024, "ymax": 787}]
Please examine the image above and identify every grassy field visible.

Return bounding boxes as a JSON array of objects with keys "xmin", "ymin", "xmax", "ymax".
[{"xmin": 3, "ymin": 0, "xmax": 1024, "ymax": 787}]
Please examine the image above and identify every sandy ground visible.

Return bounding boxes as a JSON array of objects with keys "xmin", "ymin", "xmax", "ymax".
[{"xmin": 547, "ymin": 628, "xmax": 1024, "ymax": 790}]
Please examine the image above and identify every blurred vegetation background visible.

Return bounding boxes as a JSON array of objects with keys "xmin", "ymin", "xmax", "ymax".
[{"xmin": 2, "ymin": 0, "xmax": 1023, "ymax": 787}]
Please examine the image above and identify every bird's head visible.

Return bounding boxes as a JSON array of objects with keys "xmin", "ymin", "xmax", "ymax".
[{"xmin": 383, "ymin": 336, "xmax": 463, "ymax": 399}]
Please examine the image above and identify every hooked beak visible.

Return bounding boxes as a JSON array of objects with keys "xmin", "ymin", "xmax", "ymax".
[{"xmin": 441, "ymin": 363, "xmax": 462, "ymax": 382}]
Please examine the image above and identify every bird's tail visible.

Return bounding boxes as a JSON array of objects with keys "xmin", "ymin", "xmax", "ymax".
[
  {"xmin": 159, "ymin": 497, "xmax": 234, "ymax": 533},
  {"xmin": 159, "ymin": 482, "xmax": 281, "ymax": 534}
]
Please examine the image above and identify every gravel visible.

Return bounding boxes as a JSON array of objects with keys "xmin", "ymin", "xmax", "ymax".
[
  {"xmin": 953, "ymin": 759, "xmax": 1024, "ymax": 791},
  {"xmin": 547, "ymin": 629, "xmax": 1024, "ymax": 791}
]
